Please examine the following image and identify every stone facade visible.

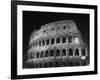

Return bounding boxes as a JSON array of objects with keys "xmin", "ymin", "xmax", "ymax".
[{"xmin": 25, "ymin": 20, "xmax": 89, "ymax": 68}]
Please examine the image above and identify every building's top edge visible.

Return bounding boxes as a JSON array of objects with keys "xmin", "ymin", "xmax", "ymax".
[
  {"xmin": 30, "ymin": 20, "xmax": 77, "ymax": 40},
  {"xmin": 40, "ymin": 20, "xmax": 75, "ymax": 29}
]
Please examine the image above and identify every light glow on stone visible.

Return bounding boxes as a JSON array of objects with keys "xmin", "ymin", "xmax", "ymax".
[{"xmin": 75, "ymin": 37, "xmax": 79, "ymax": 43}]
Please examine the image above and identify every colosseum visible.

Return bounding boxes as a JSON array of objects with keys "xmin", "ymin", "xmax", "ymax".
[{"xmin": 25, "ymin": 20, "xmax": 89, "ymax": 68}]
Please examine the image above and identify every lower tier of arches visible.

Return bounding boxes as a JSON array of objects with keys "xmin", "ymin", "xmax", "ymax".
[{"xmin": 24, "ymin": 58, "xmax": 89, "ymax": 68}]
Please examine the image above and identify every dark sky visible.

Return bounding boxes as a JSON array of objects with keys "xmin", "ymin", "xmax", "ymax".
[{"xmin": 23, "ymin": 11, "xmax": 89, "ymax": 64}]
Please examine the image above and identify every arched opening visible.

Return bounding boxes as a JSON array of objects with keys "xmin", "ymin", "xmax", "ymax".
[
  {"xmin": 56, "ymin": 37, "xmax": 60, "ymax": 43},
  {"xmin": 46, "ymin": 39, "xmax": 49, "ymax": 45},
  {"xmin": 62, "ymin": 37, "xmax": 66, "ymax": 43},
  {"xmin": 62, "ymin": 49, "xmax": 66, "ymax": 56},
  {"xmin": 69, "ymin": 48, "xmax": 73, "ymax": 56},
  {"xmin": 50, "ymin": 50, "xmax": 54, "ymax": 57},
  {"xmin": 45, "ymin": 50, "xmax": 49, "ymax": 57},
  {"xmin": 40, "ymin": 51, "xmax": 44, "ymax": 58},
  {"xmin": 36, "ymin": 52, "xmax": 39, "ymax": 58},
  {"xmin": 31, "ymin": 64, "xmax": 34, "ymax": 68},
  {"xmin": 75, "ymin": 48, "xmax": 79, "ymax": 56},
  {"xmin": 35, "ymin": 43, "xmax": 37, "ymax": 47},
  {"xmin": 49, "ymin": 62, "xmax": 53, "ymax": 67},
  {"xmin": 68, "ymin": 36, "xmax": 72, "ymax": 43},
  {"xmin": 62, "ymin": 62, "xmax": 67, "ymax": 66},
  {"xmin": 42, "ymin": 40, "xmax": 45, "ymax": 46},
  {"xmin": 39, "ymin": 41, "xmax": 41, "ymax": 46},
  {"xmin": 82, "ymin": 61, "xmax": 87, "ymax": 66},
  {"xmin": 75, "ymin": 62, "xmax": 80, "ymax": 66},
  {"xmin": 52, "ymin": 28, "xmax": 54, "ymax": 31},
  {"xmin": 44, "ymin": 63, "xmax": 48, "ymax": 67},
  {"xmin": 43, "ymin": 30, "xmax": 46, "ymax": 33},
  {"xmin": 55, "ymin": 62, "xmax": 59, "ymax": 67},
  {"xmin": 56, "ymin": 49, "xmax": 60, "ymax": 56},
  {"xmin": 34, "ymin": 64, "xmax": 37, "ymax": 68},
  {"xmin": 35, "ymin": 63, "xmax": 38, "ymax": 68},
  {"xmin": 40, "ymin": 63, "xmax": 42, "ymax": 68},
  {"xmin": 82, "ymin": 48, "xmax": 85, "ymax": 56},
  {"xmin": 51, "ymin": 38, "xmax": 55, "ymax": 44},
  {"xmin": 69, "ymin": 62, "xmax": 73, "ymax": 66},
  {"xmin": 63, "ymin": 26, "xmax": 66, "ymax": 29}
]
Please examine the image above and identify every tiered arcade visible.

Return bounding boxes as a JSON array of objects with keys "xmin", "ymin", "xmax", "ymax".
[{"xmin": 26, "ymin": 20, "xmax": 89, "ymax": 68}]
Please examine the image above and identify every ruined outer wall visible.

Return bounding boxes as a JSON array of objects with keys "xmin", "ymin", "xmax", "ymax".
[{"xmin": 25, "ymin": 20, "xmax": 89, "ymax": 68}]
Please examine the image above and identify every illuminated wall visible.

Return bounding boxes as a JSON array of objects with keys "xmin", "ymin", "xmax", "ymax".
[{"xmin": 26, "ymin": 20, "xmax": 89, "ymax": 68}]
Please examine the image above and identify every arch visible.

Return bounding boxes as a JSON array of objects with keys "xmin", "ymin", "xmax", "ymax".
[
  {"xmin": 63, "ymin": 26, "xmax": 66, "ymax": 29},
  {"xmin": 35, "ymin": 43, "xmax": 37, "ymax": 46},
  {"xmin": 32, "ymin": 64, "xmax": 34, "ymax": 68},
  {"xmin": 75, "ymin": 62, "xmax": 80, "ymax": 66},
  {"xmin": 82, "ymin": 48, "xmax": 85, "ymax": 56},
  {"xmin": 42, "ymin": 40, "xmax": 45, "ymax": 46},
  {"xmin": 43, "ymin": 30, "xmax": 46, "ymax": 33},
  {"xmin": 56, "ymin": 49, "xmax": 60, "ymax": 56},
  {"xmin": 39, "ymin": 41, "xmax": 41, "ymax": 46},
  {"xmin": 69, "ymin": 62, "xmax": 73, "ymax": 66},
  {"xmin": 75, "ymin": 48, "xmax": 79, "ymax": 56},
  {"xmin": 62, "ymin": 37, "xmax": 66, "ymax": 43},
  {"xmin": 82, "ymin": 61, "xmax": 87, "ymax": 66},
  {"xmin": 39, "ymin": 63, "xmax": 42, "ymax": 68},
  {"xmin": 56, "ymin": 37, "xmax": 60, "ymax": 43},
  {"xmin": 52, "ymin": 28, "xmax": 54, "ymax": 31},
  {"xmin": 46, "ymin": 39, "xmax": 49, "ymax": 45},
  {"xmin": 34, "ymin": 64, "xmax": 37, "ymax": 68},
  {"xmin": 36, "ymin": 52, "xmax": 39, "ymax": 58},
  {"xmin": 51, "ymin": 38, "xmax": 55, "ymax": 44},
  {"xmin": 40, "ymin": 51, "xmax": 44, "ymax": 58},
  {"xmin": 45, "ymin": 50, "xmax": 49, "ymax": 57},
  {"xmin": 62, "ymin": 49, "xmax": 66, "ymax": 56},
  {"xmin": 50, "ymin": 50, "xmax": 54, "ymax": 57},
  {"xmin": 49, "ymin": 62, "xmax": 53, "ymax": 67},
  {"xmin": 35, "ymin": 63, "xmax": 38, "ymax": 68},
  {"xmin": 62, "ymin": 61, "xmax": 67, "ymax": 66},
  {"xmin": 55, "ymin": 62, "xmax": 59, "ymax": 67},
  {"xmin": 54, "ymin": 61, "xmax": 60, "ymax": 67},
  {"xmin": 68, "ymin": 36, "xmax": 72, "ymax": 43},
  {"xmin": 69, "ymin": 48, "xmax": 73, "ymax": 56},
  {"xmin": 44, "ymin": 63, "xmax": 48, "ymax": 67}
]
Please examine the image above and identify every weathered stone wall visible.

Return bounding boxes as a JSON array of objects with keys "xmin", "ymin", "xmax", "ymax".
[{"xmin": 25, "ymin": 20, "xmax": 89, "ymax": 68}]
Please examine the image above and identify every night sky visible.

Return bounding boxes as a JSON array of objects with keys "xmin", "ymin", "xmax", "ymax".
[{"xmin": 23, "ymin": 11, "xmax": 89, "ymax": 65}]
